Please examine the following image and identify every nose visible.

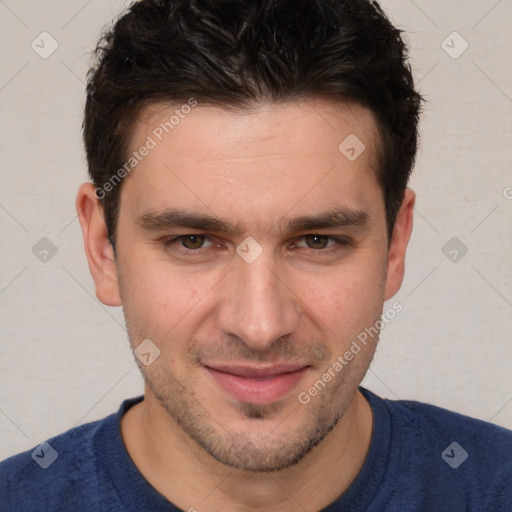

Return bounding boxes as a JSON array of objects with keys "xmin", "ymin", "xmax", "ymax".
[{"xmin": 217, "ymin": 253, "xmax": 301, "ymax": 353}]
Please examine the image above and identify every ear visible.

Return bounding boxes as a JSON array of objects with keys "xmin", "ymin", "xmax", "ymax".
[
  {"xmin": 76, "ymin": 183, "xmax": 122, "ymax": 306},
  {"xmin": 384, "ymin": 188, "xmax": 415, "ymax": 301}
]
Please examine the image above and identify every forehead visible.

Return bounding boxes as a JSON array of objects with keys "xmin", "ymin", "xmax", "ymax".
[
  {"xmin": 119, "ymin": 98, "xmax": 384, "ymax": 231},
  {"xmin": 133, "ymin": 98, "xmax": 380, "ymax": 165}
]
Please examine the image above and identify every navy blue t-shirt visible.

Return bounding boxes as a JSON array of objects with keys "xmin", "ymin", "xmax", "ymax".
[{"xmin": 1, "ymin": 387, "xmax": 511, "ymax": 511}]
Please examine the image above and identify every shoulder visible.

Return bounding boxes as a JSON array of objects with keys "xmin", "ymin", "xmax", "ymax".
[
  {"xmin": 363, "ymin": 388, "xmax": 512, "ymax": 510},
  {"xmin": 0, "ymin": 414, "xmax": 113, "ymax": 511},
  {"xmin": 387, "ymin": 393, "xmax": 512, "ymax": 451}
]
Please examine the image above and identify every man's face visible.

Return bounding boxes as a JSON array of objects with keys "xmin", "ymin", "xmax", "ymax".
[{"xmin": 112, "ymin": 99, "xmax": 396, "ymax": 472}]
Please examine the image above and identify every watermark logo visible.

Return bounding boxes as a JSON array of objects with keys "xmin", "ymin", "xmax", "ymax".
[
  {"xmin": 31, "ymin": 32, "xmax": 59, "ymax": 59},
  {"xmin": 134, "ymin": 339, "xmax": 161, "ymax": 366},
  {"xmin": 32, "ymin": 237, "xmax": 58, "ymax": 263},
  {"xmin": 441, "ymin": 31, "xmax": 469, "ymax": 60},
  {"xmin": 441, "ymin": 442, "xmax": 468, "ymax": 469},
  {"xmin": 31, "ymin": 442, "xmax": 58, "ymax": 469},
  {"xmin": 441, "ymin": 237, "xmax": 468, "ymax": 263},
  {"xmin": 236, "ymin": 237, "xmax": 263, "ymax": 264},
  {"xmin": 338, "ymin": 134, "xmax": 366, "ymax": 162}
]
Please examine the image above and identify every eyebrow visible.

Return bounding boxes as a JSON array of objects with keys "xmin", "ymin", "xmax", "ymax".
[
  {"xmin": 282, "ymin": 208, "xmax": 369, "ymax": 232},
  {"xmin": 136, "ymin": 207, "xmax": 369, "ymax": 235}
]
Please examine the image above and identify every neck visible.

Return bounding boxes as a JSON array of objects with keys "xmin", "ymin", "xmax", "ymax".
[{"xmin": 121, "ymin": 389, "xmax": 373, "ymax": 512}]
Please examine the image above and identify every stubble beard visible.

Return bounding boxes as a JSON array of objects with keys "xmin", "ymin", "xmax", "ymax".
[
  {"xmin": 140, "ymin": 354, "xmax": 371, "ymax": 473},
  {"xmin": 118, "ymin": 275, "xmax": 380, "ymax": 473}
]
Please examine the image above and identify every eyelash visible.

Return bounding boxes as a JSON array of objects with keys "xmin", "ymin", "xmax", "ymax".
[{"xmin": 161, "ymin": 234, "xmax": 351, "ymax": 257}]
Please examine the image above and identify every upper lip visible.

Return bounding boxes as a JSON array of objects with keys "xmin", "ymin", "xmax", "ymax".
[{"xmin": 204, "ymin": 363, "xmax": 309, "ymax": 378}]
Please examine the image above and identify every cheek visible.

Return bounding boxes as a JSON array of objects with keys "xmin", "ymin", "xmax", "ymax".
[
  {"xmin": 298, "ymin": 258, "xmax": 386, "ymax": 337},
  {"xmin": 118, "ymin": 251, "xmax": 216, "ymax": 339}
]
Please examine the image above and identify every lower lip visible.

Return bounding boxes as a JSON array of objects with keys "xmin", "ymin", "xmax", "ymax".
[{"xmin": 205, "ymin": 367, "xmax": 309, "ymax": 404}]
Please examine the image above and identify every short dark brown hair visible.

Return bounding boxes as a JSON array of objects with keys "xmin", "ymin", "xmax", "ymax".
[{"xmin": 83, "ymin": 0, "xmax": 422, "ymax": 245}]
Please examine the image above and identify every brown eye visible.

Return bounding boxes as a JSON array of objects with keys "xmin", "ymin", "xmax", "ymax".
[
  {"xmin": 161, "ymin": 234, "xmax": 217, "ymax": 256},
  {"xmin": 180, "ymin": 235, "xmax": 206, "ymax": 249},
  {"xmin": 304, "ymin": 235, "xmax": 330, "ymax": 249},
  {"xmin": 292, "ymin": 235, "xmax": 350, "ymax": 255}
]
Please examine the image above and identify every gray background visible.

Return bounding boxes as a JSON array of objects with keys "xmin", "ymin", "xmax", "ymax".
[{"xmin": 1, "ymin": 0, "xmax": 511, "ymax": 460}]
